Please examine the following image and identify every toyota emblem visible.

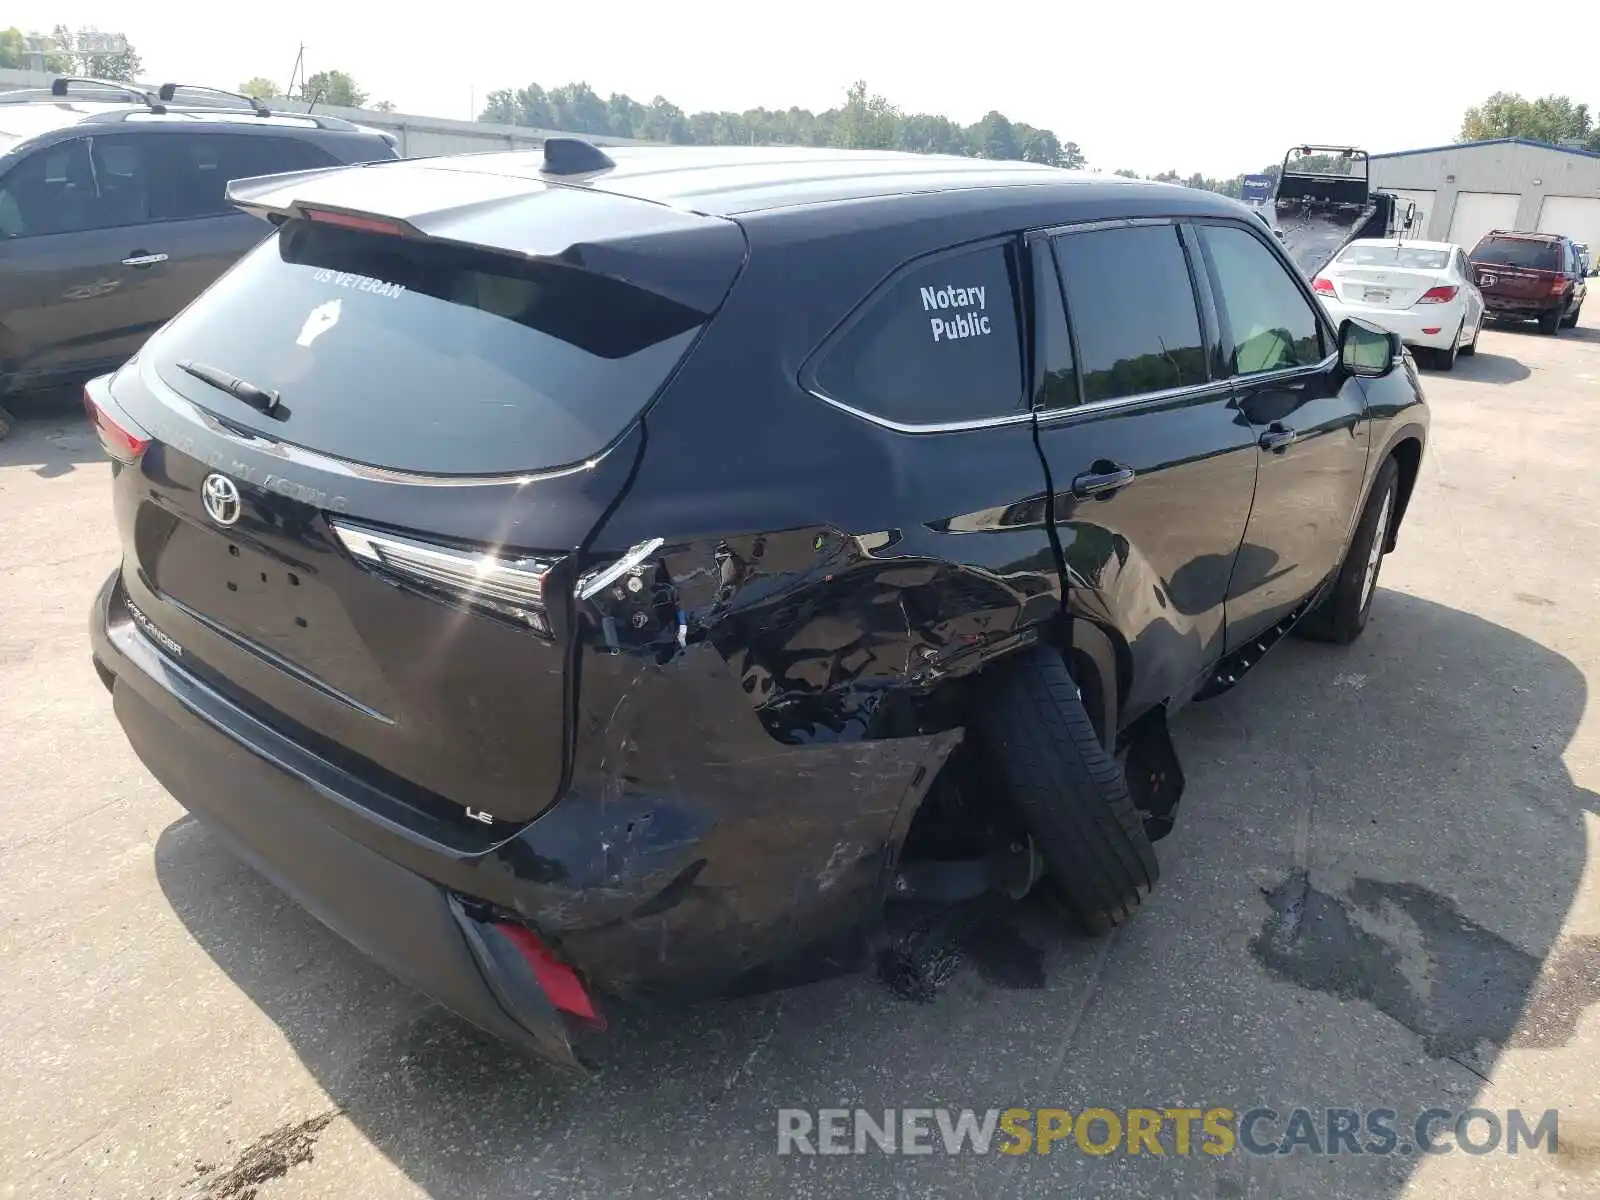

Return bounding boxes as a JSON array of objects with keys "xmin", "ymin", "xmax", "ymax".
[{"xmin": 201, "ymin": 473, "xmax": 242, "ymax": 526}]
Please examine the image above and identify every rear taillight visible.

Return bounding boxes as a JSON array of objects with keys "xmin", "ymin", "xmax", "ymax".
[
  {"xmin": 1312, "ymin": 277, "xmax": 1336, "ymax": 296},
  {"xmin": 1550, "ymin": 277, "xmax": 1569, "ymax": 296},
  {"xmin": 330, "ymin": 519, "xmax": 560, "ymax": 635},
  {"xmin": 83, "ymin": 381, "xmax": 151, "ymax": 465},
  {"xmin": 1417, "ymin": 285, "xmax": 1458, "ymax": 304}
]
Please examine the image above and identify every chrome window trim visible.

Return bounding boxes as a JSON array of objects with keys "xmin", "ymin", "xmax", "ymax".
[
  {"xmin": 1031, "ymin": 216, "xmax": 1176, "ymax": 238},
  {"xmin": 1035, "ymin": 378, "xmax": 1235, "ymax": 425},
  {"xmin": 803, "ymin": 389, "xmax": 1035, "ymax": 434},
  {"xmin": 1227, "ymin": 352, "xmax": 1340, "ymax": 386},
  {"xmin": 809, "ymin": 351, "xmax": 1340, "ymax": 434}
]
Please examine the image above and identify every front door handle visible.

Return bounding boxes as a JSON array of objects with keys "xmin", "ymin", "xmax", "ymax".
[
  {"xmin": 122, "ymin": 251, "xmax": 168, "ymax": 268},
  {"xmin": 1071, "ymin": 463, "xmax": 1137, "ymax": 498},
  {"xmin": 1258, "ymin": 424, "xmax": 1298, "ymax": 452}
]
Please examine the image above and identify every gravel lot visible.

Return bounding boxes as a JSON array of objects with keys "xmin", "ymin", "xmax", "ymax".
[{"xmin": 2, "ymin": 316, "xmax": 1598, "ymax": 1200}]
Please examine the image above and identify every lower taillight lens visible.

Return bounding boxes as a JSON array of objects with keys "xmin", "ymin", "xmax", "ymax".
[
  {"xmin": 1417, "ymin": 285, "xmax": 1458, "ymax": 304},
  {"xmin": 83, "ymin": 380, "xmax": 151, "ymax": 465},
  {"xmin": 330, "ymin": 518, "xmax": 560, "ymax": 634},
  {"xmin": 1312, "ymin": 277, "xmax": 1336, "ymax": 296},
  {"xmin": 1550, "ymin": 278, "xmax": 1568, "ymax": 295}
]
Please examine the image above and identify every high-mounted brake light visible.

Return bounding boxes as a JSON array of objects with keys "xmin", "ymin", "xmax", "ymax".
[
  {"xmin": 330, "ymin": 518, "xmax": 560, "ymax": 634},
  {"xmin": 1312, "ymin": 277, "xmax": 1336, "ymax": 296},
  {"xmin": 302, "ymin": 208, "xmax": 406, "ymax": 236},
  {"xmin": 1417, "ymin": 285, "xmax": 1458, "ymax": 304},
  {"xmin": 83, "ymin": 383, "xmax": 151, "ymax": 465}
]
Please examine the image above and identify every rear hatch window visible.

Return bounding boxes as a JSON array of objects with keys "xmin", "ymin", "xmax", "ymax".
[
  {"xmin": 1471, "ymin": 238, "xmax": 1559, "ymax": 271},
  {"xmin": 1337, "ymin": 245, "xmax": 1449, "ymax": 270},
  {"xmin": 148, "ymin": 218, "xmax": 727, "ymax": 475}
]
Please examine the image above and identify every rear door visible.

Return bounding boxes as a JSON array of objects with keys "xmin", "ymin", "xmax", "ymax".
[
  {"xmin": 1193, "ymin": 219, "xmax": 1370, "ymax": 644},
  {"xmin": 122, "ymin": 130, "xmax": 340, "ymax": 320},
  {"xmin": 106, "ymin": 202, "xmax": 745, "ymax": 828},
  {"xmin": 1032, "ymin": 220, "xmax": 1259, "ymax": 719},
  {"xmin": 0, "ymin": 135, "xmax": 175, "ymax": 383}
]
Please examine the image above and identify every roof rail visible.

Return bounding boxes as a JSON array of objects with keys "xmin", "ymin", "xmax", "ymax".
[
  {"xmin": 88, "ymin": 106, "xmax": 361, "ymax": 133},
  {"xmin": 0, "ymin": 77, "xmax": 164, "ymax": 110},
  {"xmin": 51, "ymin": 76, "xmax": 163, "ymax": 108},
  {"xmin": 157, "ymin": 82, "xmax": 271, "ymax": 117}
]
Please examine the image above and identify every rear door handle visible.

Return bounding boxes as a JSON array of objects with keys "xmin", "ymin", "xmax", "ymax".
[
  {"xmin": 1071, "ymin": 463, "xmax": 1137, "ymax": 498},
  {"xmin": 122, "ymin": 252, "xmax": 168, "ymax": 268},
  {"xmin": 1258, "ymin": 424, "xmax": 1298, "ymax": 452}
]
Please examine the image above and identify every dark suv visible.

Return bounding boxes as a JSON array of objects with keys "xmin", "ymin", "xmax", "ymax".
[
  {"xmin": 87, "ymin": 141, "xmax": 1428, "ymax": 1067},
  {"xmin": 1469, "ymin": 229, "xmax": 1587, "ymax": 334},
  {"xmin": 0, "ymin": 78, "xmax": 398, "ymax": 436}
]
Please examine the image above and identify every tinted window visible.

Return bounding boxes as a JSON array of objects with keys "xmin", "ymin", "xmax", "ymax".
[
  {"xmin": 150, "ymin": 218, "xmax": 715, "ymax": 474},
  {"xmin": 1031, "ymin": 238, "xmax": 1078, "ymax": 410},
  {"xmin": 811, "ymin": 242, "xmax": 1023, "ymax": 425},
  {"xmin": 1201, "ymin": 224, "xmax": 1324, "ymax": 374},
  {"xmin": 1472, "ymin": 237, "xmax": 1559, "ymax": 270},
  {"xmin": 0, "ymin": 139, "xmax": 106, "ymax": 236},
  {"xmin": 157, "ymin": 134, "xmax": 336, "ymax": 219},
  {"xmin": 1053, "ymin": 225, "xmax": 1206, "ymax": 403}
]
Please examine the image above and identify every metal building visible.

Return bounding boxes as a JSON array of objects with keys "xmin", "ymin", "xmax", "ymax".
[{"xmin": 1368, "ymin": 137, "xmax": 1600, "ymax": 254}]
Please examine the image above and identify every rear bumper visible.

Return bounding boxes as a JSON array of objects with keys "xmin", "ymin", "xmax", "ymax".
[
  {"xmin": 1320, "ymin": 300, "xmax": 1465, "ymax": 349},
  {"xmin": 91, "ymin": 572, "xmax": 582, "ymax": 1066},
  {"xmin": 1483, "ymin": 296, "xmax": 1563, "ymax": 317},
  {"xmin": 92, "ymin": 568, "xmax": 960, "ymax": 1049}
]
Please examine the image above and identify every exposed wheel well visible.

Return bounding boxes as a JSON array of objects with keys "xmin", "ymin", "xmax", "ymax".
[{"xmin": 1387, "ymin": 436, "xmax": 1422, "ymax": 552}]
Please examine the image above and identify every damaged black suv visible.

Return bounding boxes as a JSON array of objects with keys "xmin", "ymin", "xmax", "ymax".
[{"xmin": 88, "ymin": 140, "xmax": 1428, "ymax": 1067}]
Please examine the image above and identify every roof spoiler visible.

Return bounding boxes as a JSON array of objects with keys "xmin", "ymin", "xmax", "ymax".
[{"xmin": 227, "ymin": 168, "xmax": 424, "ymax": 235}]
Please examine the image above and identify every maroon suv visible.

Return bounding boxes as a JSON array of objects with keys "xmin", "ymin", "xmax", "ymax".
[{"xmin": 1469, "ymin": 231, "xmax": 1587, "ymax": 334}]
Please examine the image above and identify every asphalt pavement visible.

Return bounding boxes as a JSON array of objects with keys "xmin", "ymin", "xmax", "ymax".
[{"xmin": 2, "ymin": 315, "xmax": 1598, "ymax": 1200}]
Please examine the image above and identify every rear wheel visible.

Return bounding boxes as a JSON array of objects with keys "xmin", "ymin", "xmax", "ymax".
[
  {"xmin": 1432, "ymin": 323, "xmax": 1461, "ymax": 371},
  {"xmin": 1298, "ymin": 455, "xmax": 1400, "ymax": 645},
  {"xmin": 972, "ymin": 645, "xmax": 1158, "ymax": 935},
  {"xmin": 1565, "ymin": 301, "xmax": 1583, "ymax": 329},
  {"xmin": 1538, "ymin": 309, "xmax": 1562, "ymax": 335}
]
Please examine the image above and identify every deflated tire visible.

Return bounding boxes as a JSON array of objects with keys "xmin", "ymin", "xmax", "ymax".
[{"xmin": 973, "ymin": 645, "xmax": 1158, "ymax": 934}]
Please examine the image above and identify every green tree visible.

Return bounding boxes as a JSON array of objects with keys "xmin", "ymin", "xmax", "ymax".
[
  {"xmin": 48, "ymin": 25, "xmax": 140, "ymax": 81},
  {"xmin": 0, "ymin": 27, "xmax": 67, "ymax": 70},
  {"xmin": 834, "ymin": 81, "xmax": 899, "ymax": 150},
  {"xmin": 238, "ymin": 76, "xmax": 280, "ymax": 100},
  {"xmin": 475, "ymin": 78, "xmax": 1085, "ymax": 163},
  {"xmin": 303, "ymin": 69, "xmax": 366, "ymax": 108},
  {"xmin": 479, "ymin": 88, "xmax": 518, "ymax": 124},
  {"xmin": 970, "ymin": 110, "xmax": 1020, "ymax": 160},
  {"xmin": 638, "ymin": 96, "xmax": 690, "ymax": 143},
  {"xmin": 1460, "ymin": 91, "xmax": 1596, "ymax": 147}
]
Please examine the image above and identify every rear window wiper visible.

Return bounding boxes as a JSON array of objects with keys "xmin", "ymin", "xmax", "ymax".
[{"xmin": 176, "ymin": 359, "xmax": 282, "ymax": 416}]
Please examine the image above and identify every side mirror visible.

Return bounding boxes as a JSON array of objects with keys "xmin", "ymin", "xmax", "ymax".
[
  {"xmin": 1339, "ymin": 318, "xmax": 1400, "ymax": 378},
  {"xmin": 1404, "ymin": 200, "xmax": 1417, "ymax": 226}
]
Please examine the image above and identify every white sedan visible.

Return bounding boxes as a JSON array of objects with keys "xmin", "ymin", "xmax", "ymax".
[{"xmin": 1313, "ymin": 239, "xmax": 1485, "ymax": 370}]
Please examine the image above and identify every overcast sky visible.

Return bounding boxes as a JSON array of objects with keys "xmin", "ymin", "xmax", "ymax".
[{"xmin": 10, "ymin": 1, "xmax": 1598, "ymax": 175}]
